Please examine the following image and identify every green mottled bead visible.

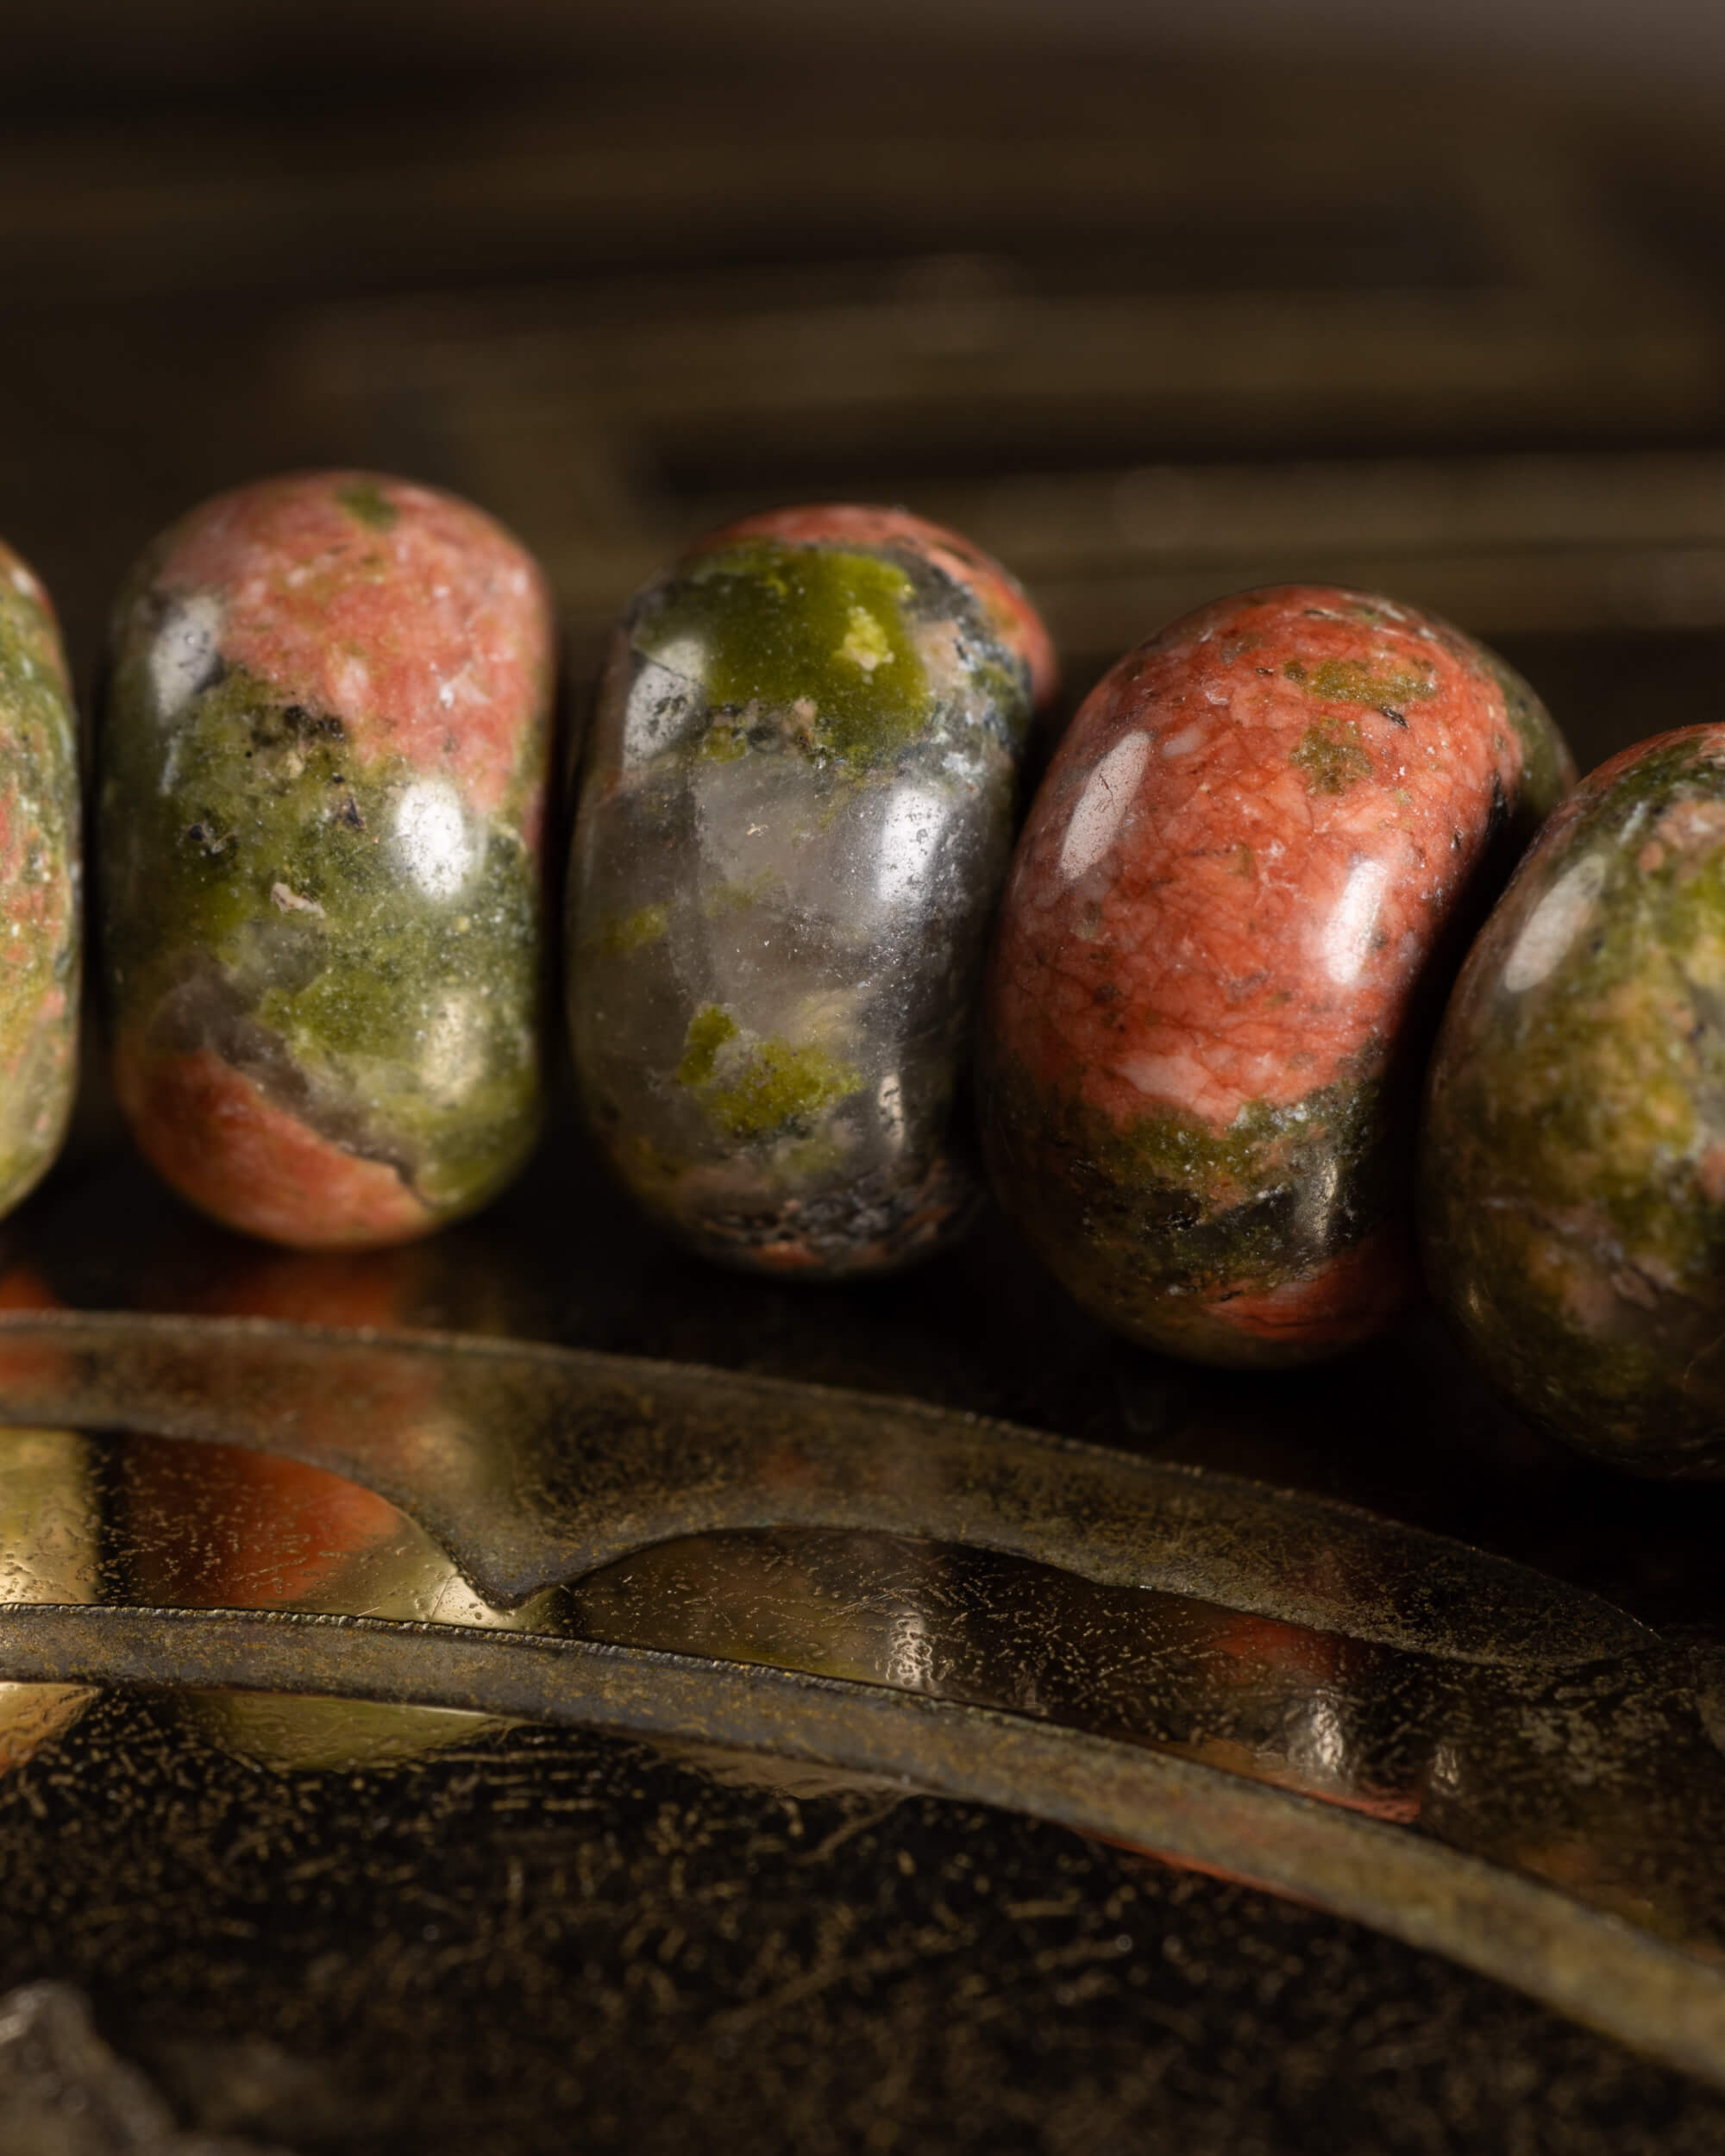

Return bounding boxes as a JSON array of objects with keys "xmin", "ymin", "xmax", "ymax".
[
  {"xmin": 570, "ymin": 504, "xmax": 1054, "ymax": 1275},
  {"xmin": 0, "ymin": 542, "xmax": 79, "ymax": 1219},
  {"xmin": 101, "ymin": 472, "xmax": 554, "ymax": 1250},
  {"xmin": 1421, "ymin": 724, "xmax": 1725, "ymax": 1471}
]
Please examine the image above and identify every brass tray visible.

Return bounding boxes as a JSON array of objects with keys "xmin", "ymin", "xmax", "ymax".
[{"xmin": 3, "ymin": 1135, "xmax": 1725, "ymax": 2150}]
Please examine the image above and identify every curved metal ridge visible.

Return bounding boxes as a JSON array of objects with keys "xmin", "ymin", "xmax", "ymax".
[
  {"xmin": 0, "ymin": 1598, "xmax": 1721, "ymax": 2089},
  {"xmin": 0, "ymin": 1310, "xmax": 1652, "ymax": 1666}
]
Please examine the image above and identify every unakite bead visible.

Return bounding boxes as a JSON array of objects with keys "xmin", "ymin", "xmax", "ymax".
[
  {"xmin": 979, "ymin": 585, "xmax": 1572, "ymax": 1366},
  {"xmin": 1422, "ymin": 724, "xmax": 1725, "ymax": 1470},
  {"xmin": 569, "ymin": 504, "xmax": 1054, "ymax": 1275},
  {"xmin": 0, "ymin": 541, "xmax": 79, "ymax": 1219},
  {"xmin": 101, "ymin": 472, "xmax": 554, "ymax": 1249}
]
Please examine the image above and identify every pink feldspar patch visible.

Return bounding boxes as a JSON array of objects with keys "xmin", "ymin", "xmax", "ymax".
[
  {"xmin": 116, "ymin": 1044, "xmax": 436, "ymax": 1251},
  {"xmin": 154, "ymin": 472, "xmax": 553, "ymax": 830},
  {"xmin": 992, "ymin": 585, "xmax": 1525, "ymax": 1137}
]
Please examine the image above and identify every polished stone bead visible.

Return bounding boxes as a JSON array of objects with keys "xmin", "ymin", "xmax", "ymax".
[
  {"xmin": 101, "ymin": 472, "xmax": 554, "ymax": 1249},
  {"xmin": 979, "ymin": 585, "xmax": 1572, "ymax": 1367},
  {"xmin": 1422, "ymin": 724, "xmax": 1725, "ymax": 1472},
  {"xmin": 569, "ymin": 504, "xmax": 1054, "ymax": 1275},
  {"xmin": 0, "ymin": 542, "xmax": 79, "ymax": 1221}
]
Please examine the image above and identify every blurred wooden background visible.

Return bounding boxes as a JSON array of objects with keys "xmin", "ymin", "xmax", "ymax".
[{"xmin": 3, "ymin": 44, "xmax": 1724, "ymax": 773}]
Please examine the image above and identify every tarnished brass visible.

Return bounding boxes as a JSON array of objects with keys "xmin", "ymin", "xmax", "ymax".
[{"xmin": 2, "ymin": 1310, "xmax": 1725, "ymax": 2087}]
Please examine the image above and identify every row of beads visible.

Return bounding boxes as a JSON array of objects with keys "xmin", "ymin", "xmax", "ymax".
[
  {"xmin": 10, "ymin": 468, "xmax": 1720, "ymax": 1470},
  {"xmin": 0, "ymin": 475, "xmax": 1554, "ymax": 1329}
]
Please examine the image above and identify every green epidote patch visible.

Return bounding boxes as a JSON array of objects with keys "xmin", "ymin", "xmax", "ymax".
[
  {"xmin": 639, "ymin": 541, "xmax": 932, "ymax": 768},
  {"xmin": 676, "ymin": 1005, "xmax": 739, "ymax": 1088},
  {"xmin": 336, "ymin": 479, "xmax": 399, "ymax": 532},
  {"xmin": 103, "ymin": 656, "xmax": 538, "ymax": 1211},
  {"xmin": 707, "ymin": 1038, "xmax": 862, "ymax": 1142},
  {"xmin": 592, "ymin": 903, "xmax": 669, "ymax": 959},
  {"xmin": 0, "ymin": 570, "xmax": 64, "ymax": 692},
  {"xmin": 994, "ymin": 1057, "xmax": 1391, "ymax": 1311},
  {"xmin": 0, "ymin": 573, "xmax": 75, "ymax": 818},
  {"xmin": 675, "ymin": 1005, "xmax": 860, "ymax": 1141},
  {"xmin": 1291, "ymin": 720, "xmax": 1373, "ymax": 793},
  {"xmin": 1284, "ymin": 655, "xmax": 1436, "ymax": 708},
  {"xmin": 1453, "ymin": 741, "xmax": 1725, "ymax": 1290}
]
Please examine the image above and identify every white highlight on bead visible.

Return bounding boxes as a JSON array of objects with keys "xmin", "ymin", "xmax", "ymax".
[
  {"xmin": 394, "ymin": 780, "xmax": 477, "ymax": 901},
  {"xmin": 148, "ymin": 593, "xmax": 223, "ymax": 719},
  {"xmin": 1502, "ymin": 856, "xmax": 1606, "ymax": 992},
  {"xmin": 1321, "ymin": 856, "xmax": 1389, "ymax": 987},
  {"xmin": 874, "ymin": 786, "xmax": 944, "ymax": 906},
  {"xmin": 331, "ymin": 653, "xmax": 371, "ymax": 711},
  {"xmin": 420, "ymin": 989, "xmax": 488, "ymax": 1103},
  {"xmin": 623, "ymin": 657, "xmax": 702, "ymax": 766},
  {"xmin": 1058, "ymin": 731, "xmax": 1151, "ymax": 884},
  {"xmin": 876, "ymin": 1070, "xmax": 906, "ymax": 1145}
]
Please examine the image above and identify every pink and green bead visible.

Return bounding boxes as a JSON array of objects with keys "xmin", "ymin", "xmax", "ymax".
[
  {"xmin": 101, "ymin": 471, "xmax": 554, "ymax": 1250},
  {"xmin": 570, "ymin": 503, "xmax": 1054, "ymax": 1275},
  {"xmin": 1422, "ymin": 725, "xmax": 1725, "ymax": 1471},
  {"xmin": 979, "ymin": 585, "xmax": 1573, "ymax": 1366},
  {"xmin": 0, "ymin": 541, "xmax": 79, "ymax": 1220}
]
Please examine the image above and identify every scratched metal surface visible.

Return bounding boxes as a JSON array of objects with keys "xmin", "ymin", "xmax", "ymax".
[
  {"xmin": 2, "ymin": 1297, "xmax": 1725, "ymax": 2079},
  {"xmin": 5, "ymin": 1142, "xmax": 1725, "ymax": 2147}
]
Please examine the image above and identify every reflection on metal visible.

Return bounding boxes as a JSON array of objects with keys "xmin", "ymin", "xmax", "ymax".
[
  {"xmin": 0, "ymin": 1427, "xmax": 98, "ymax": 1770},
  {"xmin": 0, "ymin": 1311, "xmax": 1651, "ymax": 1654},
  {"xmin": 118, "ymin": 1421, "xmax": 560, "ymax": 1771},
  {"xmin": 0, "ymin": 1312, "xmax": 1724, "ymax": 2084}
]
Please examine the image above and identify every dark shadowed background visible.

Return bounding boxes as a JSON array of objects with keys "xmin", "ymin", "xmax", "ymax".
[{"xmin": 4, "ymin": 0, "xmax": 1725, "ymax": 774}]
